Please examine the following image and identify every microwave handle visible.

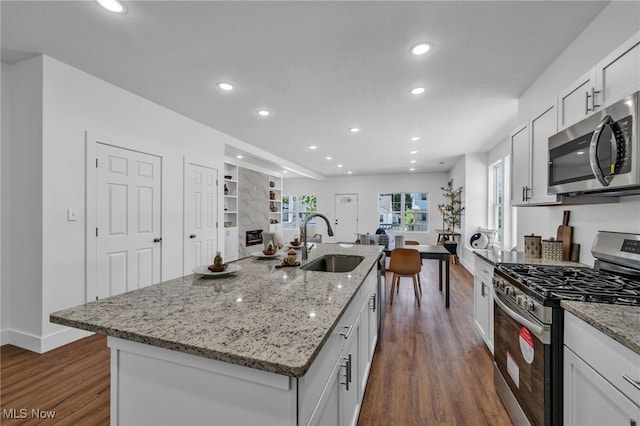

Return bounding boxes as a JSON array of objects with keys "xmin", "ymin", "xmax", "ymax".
[{"xmin": 589, "ymin": 115, "xmax": 620, "ymax": 187}]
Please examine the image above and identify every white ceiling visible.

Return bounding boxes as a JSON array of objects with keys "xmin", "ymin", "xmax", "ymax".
[{"xmin": 1, "ymin": 1, "xmax": 609, "ymax": 179}]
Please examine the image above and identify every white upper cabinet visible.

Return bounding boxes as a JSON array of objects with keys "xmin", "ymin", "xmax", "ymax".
[
  {"xmin": 596, "ymin": 31, "xmax": 640, "ymax": 108},
  {"xmin": 510, "ymin": 123, "xmax": 531, "ymax": 206},
  {"xmin": 558, "ymin": 31, "xmax": 640, "ymax": 130},
  {"xmin": 510, "ymin": 104, "xmax": 559, "ymax": 206},
  {"xmin": 529, "ymin": 104, "xmax": 558, "ymax": 204},
  {"xmin": 558, "ymin": 69, "xmax": 597, "ymax": 131}
]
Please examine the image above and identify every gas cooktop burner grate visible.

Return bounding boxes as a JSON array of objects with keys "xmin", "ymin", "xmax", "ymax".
[{"xmin": 496, "ymin": 263, "xmax": 640, "ymax": 306}]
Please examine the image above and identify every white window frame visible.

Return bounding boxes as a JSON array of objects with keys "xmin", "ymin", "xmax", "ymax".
[{"xmin": 378, "ymin": 192, "xmax": 429, "ymax": 232}]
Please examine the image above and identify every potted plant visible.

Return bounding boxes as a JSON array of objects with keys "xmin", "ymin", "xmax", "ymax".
[{"xmin": 438, "ymin": 179, "xmax": 464, "ymax": 261}]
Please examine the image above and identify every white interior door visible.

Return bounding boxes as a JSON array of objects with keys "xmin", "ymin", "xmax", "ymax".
[
  {"xmin": 184, "ymin": 162, "xmax": 218, "ymax": 274},
  {"xmin": 96, "ymin": 143, "xmax": 161, "ymax": 299},
  {"xmin": 334, "ymin": 193, "xmax": 358, "ymax": 242}
]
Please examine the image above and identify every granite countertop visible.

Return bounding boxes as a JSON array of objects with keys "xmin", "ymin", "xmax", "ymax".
[
  {"xmin": 473, "ymin": 249, "xmax": 587, "ymax": 267},
  {"xmin": 561, "ymin": 301, "xmax": 640, "ymax": 356},
  {"xmin": 50, "ymin": 243, "xmax": 382, "ymax": 377}
]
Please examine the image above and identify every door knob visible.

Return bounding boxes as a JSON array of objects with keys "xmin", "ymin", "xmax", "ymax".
[
  {"xmin": 153, "ymin": 237, "xmax": 162, "ymax": 243},
  {"xmin": 189, "ymin": 234, "xmax": 196, "ymax": 239}
]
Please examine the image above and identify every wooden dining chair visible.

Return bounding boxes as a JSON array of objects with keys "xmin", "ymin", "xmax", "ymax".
[{"xmin": 388, "ymin": 248, "xmax": 422, "ymax": 307}]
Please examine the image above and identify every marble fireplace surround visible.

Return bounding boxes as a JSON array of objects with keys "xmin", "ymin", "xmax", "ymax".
[{"xmin": 238, "ymin": 167, "xmax": 270, "ymax": 257}]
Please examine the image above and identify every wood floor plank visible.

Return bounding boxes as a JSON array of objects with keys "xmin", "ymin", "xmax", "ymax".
[{"xmin": 1, "ymin": 262, "xmax": 511, "ymax": 425}]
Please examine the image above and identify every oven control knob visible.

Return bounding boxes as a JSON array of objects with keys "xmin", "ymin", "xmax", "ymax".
[
  {"xmin": 523, "ymin": 299, "xmax": 535, "ymax": 311},
  {"xmin": 505, "ymin": 286, "xmax": 515, "ymax": 296}
]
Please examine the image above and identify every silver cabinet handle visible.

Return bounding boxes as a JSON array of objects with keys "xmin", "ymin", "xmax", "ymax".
[
  {"xmin": 585, "ymin": 90, "xmax": 590, "ymax": 114},
  {"xmin": 369, "ymin": 294, "xmax": 376, "ymax": 312},
  {"xmin": 591, "ymin": 87, "xmax": 600, "ymax": 109},
  {"xmin": 340, "ymin": 324, "xmax": 353, "ymax": 339},
  {"xmin": 340, "ymin": 354, "xmax": 352, "ymax": 390},
  {"xmin": 623, "ymin": 375, "xmax": 640, "ymax": 391},
  {"xmin": 481, "ymin": 283, "xmax": 486, "ymax": 298}
]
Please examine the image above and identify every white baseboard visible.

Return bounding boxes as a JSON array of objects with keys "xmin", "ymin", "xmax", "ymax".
[{"xmin": 1, "ymin": 327, "xmax": 90, "ymax": 353}]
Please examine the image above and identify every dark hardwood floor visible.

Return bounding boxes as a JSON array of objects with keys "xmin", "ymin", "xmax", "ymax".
[{"xmin": 1, "ymin": 261, "xmax": 511, "ymax": 425}]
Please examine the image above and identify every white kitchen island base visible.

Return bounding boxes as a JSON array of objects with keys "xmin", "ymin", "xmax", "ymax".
[{"xmin": 109, "ymin": 336, "xmax": 297, "ymax": 426}]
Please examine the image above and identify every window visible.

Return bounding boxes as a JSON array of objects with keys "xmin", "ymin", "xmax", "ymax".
[
  {"xmin": 282, "ymin": 194, "xmax": 317, "ymax": 230},
  {"xmin": 489, "ymin": 159, "xmax": 509, "ymax": 247},
  {"xmin": 378, "ymin": 192, "xmax": 429, "ymax": 232}
]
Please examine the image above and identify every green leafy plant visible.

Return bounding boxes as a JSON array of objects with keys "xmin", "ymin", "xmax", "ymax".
[{"xmin": 438, "ymin": 179, "xmax": 464, "ymax": 230}]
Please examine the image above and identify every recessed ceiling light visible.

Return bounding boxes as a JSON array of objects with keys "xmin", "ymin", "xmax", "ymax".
[
  {"xmin": 95, "ymin": 0, "xmax": 127, "ymax": 13},
  {"xmin": 337, "ymin": 164, "xmax": 343, "ymax": 168},
  {"xmin": 257, "ymin": 109, "xmax": 270, "ymax": 116},
  {"xmin": 217, "ymin": 82, "xmax": 233, "ymax": 91},
  {"xmin": 411, "ymin": 87, "xmax": 426, "ymax": 95},
  {"xmin": 410, "ymin": 150, "xmax": 418, "ymax": 154},
  {"xmin": 349, "ymin": 127, "xmax": 360, "ymax": 133},
  {"xmin": 410, "ymin": 160, "xmax": 416, "ymax": 164},
  {"xmin": 309, "ymin": 145, "xmax": 317, "ymax": 150},
  {"xmin": 411, "ymin": 42, "xmax": 433, "ymax": 55},
  {"xmin": 347, "ymin": 171, "xmax": 353, "ymax": 175},
  {"xmin": 325, "ymin": 156, "xmax": 333, "ymax": 160},
  {"xmin": 282, "ymin": 170, "xmax": 288, "ymax": 174},
  {"xmin": 236, "ymin": 155, "xmax": 243, "ymax": 159},
  {"xmin": 409, "ymin": 168, "xmax": 415, "ymax": 171},
  {"xmin": 410, "ymin": 137, "xmax": 420, "ymax": 141}
]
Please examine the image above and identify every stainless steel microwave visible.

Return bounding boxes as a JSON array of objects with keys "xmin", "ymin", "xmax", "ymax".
[{"xmin": 548, "ymin": 91, "xmax": 639, "ymax": 195}]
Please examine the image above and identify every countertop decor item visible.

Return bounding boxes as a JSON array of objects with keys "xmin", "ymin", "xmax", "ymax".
[
  {"xmin": 542, "ymin": 237, "xmax": 563, "ymax": 261},
  {"xmin": 524, "ymin": 234, "xmax": 542, "ymax": 258},
  {"xmin": 556, "ymin": 210, "xmax": 573, "ymax": 261}
]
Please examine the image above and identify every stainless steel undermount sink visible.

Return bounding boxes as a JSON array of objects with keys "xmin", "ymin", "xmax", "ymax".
[{"xmin": 300, "ymin": 254, "xmax": 365, "ymax": 273}]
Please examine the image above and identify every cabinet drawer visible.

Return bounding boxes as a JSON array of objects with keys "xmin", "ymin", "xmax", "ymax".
[
  {"xmin": 474, "ymin": 256, "xmax": 494, "ymax": 282},
  {"xmin": 565, "ymin": 312, "xmax": 640, "ymax": 405}
]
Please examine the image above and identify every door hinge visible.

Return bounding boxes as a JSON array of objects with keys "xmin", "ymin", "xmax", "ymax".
[
  {"xmin": 96, "ymin": 227, "xmax": 99, "ymax": 237},
  {"xmin": 216, "ymin": 222, "xmax": 219, "ymax": 228},
  {"xmin": 96, "ymin": 158, "xmax": 98, "ymax": 168},
  {"xmin": 96, "ymin": 296, "xmax": 99, "ymax": 301},
  {"xmin": 216, "ymin": 179, "xmax": 219, "ymax": 186}
]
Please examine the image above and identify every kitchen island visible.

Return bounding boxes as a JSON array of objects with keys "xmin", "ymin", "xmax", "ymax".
[{"xmin": 51, "ymin": 243, "xmax": 384, "ymax": 426}]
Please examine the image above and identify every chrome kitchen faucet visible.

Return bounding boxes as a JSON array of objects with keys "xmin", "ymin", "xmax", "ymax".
[{"xmin": 302, "ymin": 213, "xmax": 334, "ymax": 261}]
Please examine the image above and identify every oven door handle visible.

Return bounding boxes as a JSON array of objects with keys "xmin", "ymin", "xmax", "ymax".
[{"xmin": 494, "ymin": 292, "xmax": 544, "ymax": 338}]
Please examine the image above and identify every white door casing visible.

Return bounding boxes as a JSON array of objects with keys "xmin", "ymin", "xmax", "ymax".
[
  {"xmin": 93, "ymin": 142, "xmax": 162, "ymax": 300},
  {"xmin": 334, "ymin": 194, "xmax": 358, "ymax": 243},
  {"xmin": 184, "ymin": 161, "xmax": 218, "ymax": 275}
]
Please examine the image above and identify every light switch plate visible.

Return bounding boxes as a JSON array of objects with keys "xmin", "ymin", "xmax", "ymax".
[{"xmin": 67, "ymin": 209, "xmax": 79, "ymax": 221}]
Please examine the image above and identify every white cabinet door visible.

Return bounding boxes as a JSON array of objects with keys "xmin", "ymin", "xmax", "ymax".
[
  {"xmin": 510, "ymin": 123, "xmax": 530, "ymax": 206},
  {"xmin": 529, "ymin": 104, "xmax": 558, "ymax": 204},
  {"xmin": 558, "ymin": 69, "xmax": 597, "ymax": 130},
  {"xmin": 473, "ymin": 256, "xmax": 494, "ymax": 353},
  {"xmin": 596, "ymin": 32, "xmax": 640, "ymax": 109},
  {"xmin": 224, "ymin": 228, "xmax": 239, "ymax": 262},
  {"xmin": 339, "ymin": 318, "xmax": 360, "ymax": 426},
  {"xmin": 564, "ymin": 347, "xmax": 640, "ymax": 426}
]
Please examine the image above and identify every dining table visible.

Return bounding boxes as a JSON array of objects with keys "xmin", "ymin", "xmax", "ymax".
[{"xmin": 384, "ymin": 243, "xmax": 452, "ymax": 308}]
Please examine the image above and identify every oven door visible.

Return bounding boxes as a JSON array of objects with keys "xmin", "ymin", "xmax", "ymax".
[{"xmin": 494, "ymin": 291, "xmax": 551, "ymax": 426}]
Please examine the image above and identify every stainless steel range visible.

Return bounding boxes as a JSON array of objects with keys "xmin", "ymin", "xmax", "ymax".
[{"xmin": 492, "ymin": 231, "xmax": 640, "ymax": 426}]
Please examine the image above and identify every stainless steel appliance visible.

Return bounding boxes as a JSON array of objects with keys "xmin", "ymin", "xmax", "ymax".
[
  {"xmin": 492, "ymin": 231, "xmax": 640, "ymax": 425},
  {"xmin": 548, "ymin": 92, "xmax": 640, "ymax": 195}
]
